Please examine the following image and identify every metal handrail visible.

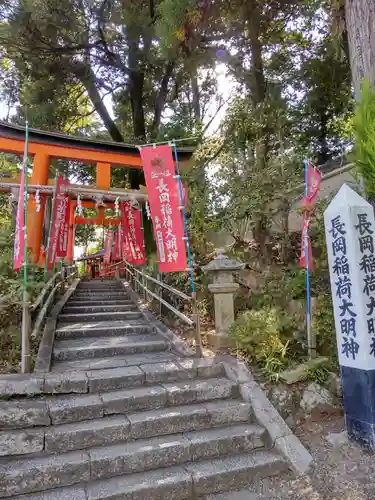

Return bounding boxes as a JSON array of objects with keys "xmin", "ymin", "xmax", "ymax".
[
  {"xmin": 131, "ymin": 273, "xmax": 194, "ymax": 325},
  {"xmin": 122, "ymin": 260, "xmax": 203, "ymax": 357},
  {"xmin": 133, "ymin": 266, "xmax": 192, "ymax": 301},
  {"xmin": 80, "ymin": 257, "xmax": 202, "ymax": 356}
]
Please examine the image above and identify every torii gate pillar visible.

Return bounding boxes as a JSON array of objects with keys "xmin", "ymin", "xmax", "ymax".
[{"xmin": 29, "ymin": 152, "xmax": 49, "ymax": 264}]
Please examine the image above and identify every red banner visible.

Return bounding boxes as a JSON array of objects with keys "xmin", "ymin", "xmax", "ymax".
[
  {"xmin": 299, "ymin": 214, "xmax": 312, "ymax": 271},
  {"xmin": 104, "ymin": 230, "xmax": 114, "ymax": 264},
  {"xmin": 140, "ymin": 145, "xmax": 187, "ymax": 272},
  {"xmin": 48, "ymin": 177, "xmax": 69, "ymax": 269},
  {"xmin": 56, "ymin": 196, "xmax": 70, "ymax": 258},
  {"xmin": 122, "ymin": 233, "xmax": 132, "ymax": 262},
  {"xmin": 13, "ymin": 158, "xmax": 27, "ymax": 271},
  {"xmin": 121, "ymin": 201, "xmax": 146, "ymax": 265},
  {"xmin": 302, "ymin": 163, "xmax": 321, "ymax": 208},
  {"xmin": 112, "ymin": 225, "xmax": 123, "ymax": 261}
]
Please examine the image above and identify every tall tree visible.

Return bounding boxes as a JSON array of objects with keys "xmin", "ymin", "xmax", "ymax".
[{"xmin": 345, "ymin": 0, "xmax": 375, "ymax": 97}]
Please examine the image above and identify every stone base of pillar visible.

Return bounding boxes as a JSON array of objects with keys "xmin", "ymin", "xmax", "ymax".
[{"xmin": 206, "ymin": 331, "xmax": 232, "ymax": 351}]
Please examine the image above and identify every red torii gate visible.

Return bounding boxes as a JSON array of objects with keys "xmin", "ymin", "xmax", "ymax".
[{"xmin": 0, "ymin": 121, "xmax": 193, "ymax": 265}]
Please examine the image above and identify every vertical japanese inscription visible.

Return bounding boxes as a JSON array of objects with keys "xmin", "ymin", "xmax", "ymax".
[
  {"xmin": 356, "ymin": 213, "xmax": 375, "ymax": 357},
  {"xmin": 329, "ymin": 215, "xmax": 359, "ymax": 360}
]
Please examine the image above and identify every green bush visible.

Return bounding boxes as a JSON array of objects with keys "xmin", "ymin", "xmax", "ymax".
[
  {"xmin": 312, "ymin": 294, "xmax": 338, "ymax": 367},
  {"xmin": 230, "ymin": 307, "xmax": 297, "ymax": 381},
  {"xmin": 303, "ymin": 364, "xmax": 330, "ymax": 384}
]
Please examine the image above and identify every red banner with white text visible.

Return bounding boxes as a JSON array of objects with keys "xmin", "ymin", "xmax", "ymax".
[
  {"xmin": 121, "ymin": 201, "xmax": 146, "ymax": 265},
  {"xmin": 56, "ymin": 196, "xmax": 70, "ymax": 258},
  {"xmin": 122, "ymin": 232, "xmax": 132, "ymax": 262},
  {"xmin": 140, "ymin": 145, "xmax": 187, "ymax": 273},
  {"xmin": 104, "ymin": 230, "xmax": 114, "ymax": 264},
  {"xmin": 112, "ymin": 225, "xmax": 123, "ymax": 261},
  {"xmin": 48, "ymin": 177, "xmax": 70, "ymax": 269},
  {"xmin": 13, "ymin": 159, "xmax": 27, "ymax": 270},
  {"xmin": 302, "ymin": 163, "xmax": 321, "ymax": 208}
]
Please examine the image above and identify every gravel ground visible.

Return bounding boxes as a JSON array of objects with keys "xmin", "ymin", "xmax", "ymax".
[
  {"xmin": 295, "ymin": 414, "xmax": 375, "ymax": 500},
  {"xmin": 215, "ymin": 414, "xmax": 375, "ymax": 500}
]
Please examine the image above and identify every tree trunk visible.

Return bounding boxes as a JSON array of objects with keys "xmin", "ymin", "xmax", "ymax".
[
  {"xmin": 127, "ymin": 36, "xmax": 146, "ymax": 141},
  {"xmin": 151, "ymin": 61, "xmax": 175, "ymax": 137},
  {"xmin": 72, "ymin": 63, "xmax": 124, "ymax": 142},
  {"xmin": 245, "ymin": 0, "xmax": 270, "ymax": 260},
  {"xmin": 128, "ymin": 70, "xmax": 146, "ymax": 140},
  {"xmin": 345, "ymin": 0, "xmax": 375, "ymax": 98}
]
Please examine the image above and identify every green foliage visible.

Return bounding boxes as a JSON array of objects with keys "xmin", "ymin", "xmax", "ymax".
[
  {"xmin": 303, "ymin": 364, "xmax": 330, "ymax": 385},
  {"xmin": 311, "ymin": 294, "xmax": 338, "ymax": 366},
  {"xmin": 230, "ymin": 307, "xmax": 295, "ymax": 381},
  {"xmin": 353, "ymin": 80, "xmax": 375, "ymax": 197},
  {"xmin": 155, "ymin": 0, "xmax": 198, "ymax": 54},
  {"xmin": 0, "ymin": 190, "xmax": 46, "ymax": 372}
]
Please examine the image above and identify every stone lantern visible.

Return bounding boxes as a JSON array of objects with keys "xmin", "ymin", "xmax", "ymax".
[{"xmin": 202, "ymin": 249, "xmax": 245, "ymax": 349}]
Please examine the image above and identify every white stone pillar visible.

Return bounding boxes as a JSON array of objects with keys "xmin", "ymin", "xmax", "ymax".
[{"xmin": 324, "ymin": 183, "xmax": 375, "ymax": 448}]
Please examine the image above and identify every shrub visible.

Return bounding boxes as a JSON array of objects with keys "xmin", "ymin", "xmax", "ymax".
[
  {"xmin": 311, "ymin": 294, "xmax": 338, "ymax": 368},
  {"xmin": 230, "ymin": 307, "xmax": 296, "ymax": 381}
]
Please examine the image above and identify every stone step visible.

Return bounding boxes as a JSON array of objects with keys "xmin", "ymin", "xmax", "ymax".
[
  {"xmin": 183, "ymin": 451, "xmax": 286, "ymax": 497},
  {"xmin": 73, "ymin": 292, "xmax": 125, "ymax": 298},
  {"xmin": 0, "ymin": 425, "xmax": 267, "ymax": 497},
  {"xmin": 66, "ymin": 299, "xmax": 133, "ymax": 306},
  {"xmin": 84, "ymin": 358, "xmax": 225, "ymax": 390},
  {"xmin": 71, "ymin": 295, "xmax": 129, "ymax": 301},
  {"xmin": 73, "ymin": 291, "xmax": 127, "ymax": 296},
  {"xmin": 53, "ymin": 334, "xmax": 169, "ymax": 361},
  {"xmin": 77, "ymin": 281, "xmax": 124, "ymax": 290},
  {"xmin": 76, "ymin": 285, "xmax": 122, "ymax": 290},
  {"xmin": 76, "ymin": 282, "xmax": 122, "ymax": 288},
  {"xmin": 57, "ymin": 311, "xmax": 143, "ymax": 323},
  {"xmin": 0, "ymin": 359, "xmax": 223, "ymax": 399},
  {"xmin": 75, "ymin": 289, "xmax": 122, "ymax": 293},
  {"xmin": 0, "ymin": 400, "xmax": 253, "ymax": 456},
  {"xmin": 55, "ymin": 321, "xmax": 154, "ymax": 339},
  {"xmin": 63, "ymin": 304, "xmax": 138, "ymax": 314},
  {"xmin": 51, "ymin": 351, "xmax": 180, "ymax": 372},
  {"xmin": 70, "ymin": 292, "xmax": 129, "ymax": 298},
  {"xmin": 205, "ymin": 490, "xmax": 261, "ymax": 499},
  {"xmin": 45, "ymin": 377, "xmax": 237, "ymax": 426},
  {"xmin": 12, "ymin": 451, "xmax": 285, "ymax": 500}
]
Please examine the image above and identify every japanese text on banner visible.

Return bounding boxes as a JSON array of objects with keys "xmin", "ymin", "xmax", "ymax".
[
  {"xmin": 56, "ymin": 196, "xmax": 70, "ymax": 258},
  {"xmin": 140, "ymin": 145, "xmax": 187, "ymax": 273},
  {"xmin": 112, "ymin": 225, "xmax": 123, "ymax": 261},
  {"xmin": 104, "ymin": 230, "xmax": 114, "ymax": 264},
  {"xmin": 302, "ymin": 163, "xmax": 322, "ymax": 208},
  {"xmin": 48, "ymin": 177, "xmax": 69, "ymax": 269},
  {"xmin": 121, "ymin": 201, "xmax": 146, "ymax": 265}
]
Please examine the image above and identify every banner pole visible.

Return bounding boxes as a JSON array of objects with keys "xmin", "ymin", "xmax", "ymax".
[
  {"xmin": 172, "ymin": 143, "xmax": 203, "ymax": 357},
  {"xmin": 304, "ymin": 159, "xmax": 314, "ymax": 359},
  {"xmin": 21, "ymin": 121, "xmax": 31, "ymax": 373},
  {"xmin": 45, "ymin": 173, "xmax": 58, "ymax": 280}
]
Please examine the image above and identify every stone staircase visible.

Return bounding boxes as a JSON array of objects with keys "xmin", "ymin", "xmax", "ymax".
[{"xmin": 0, "ymin": 280, "xmax": 290, "ymax": 499}]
